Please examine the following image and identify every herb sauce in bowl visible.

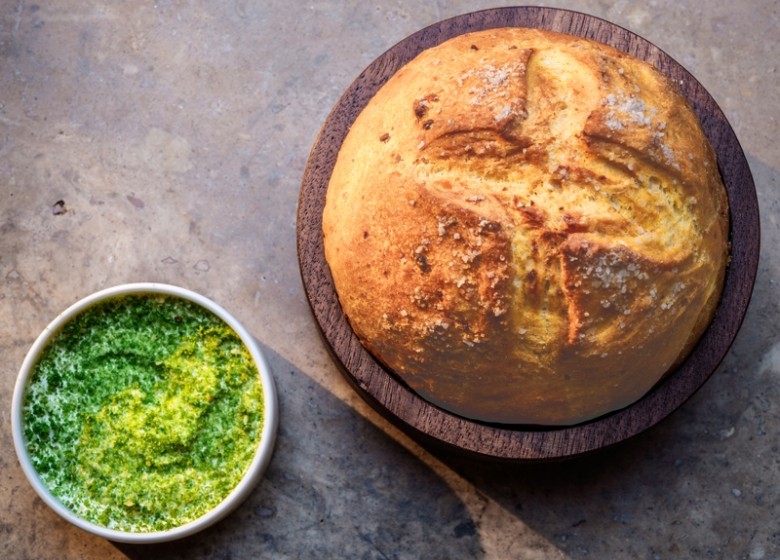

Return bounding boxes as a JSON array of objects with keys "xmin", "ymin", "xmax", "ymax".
[{"xmin": 13, "ymin": 284, "xmax": 277, "ymax": 542}]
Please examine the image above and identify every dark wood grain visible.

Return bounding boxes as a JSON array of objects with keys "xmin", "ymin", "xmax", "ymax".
[{"xmin": 296, "ymin": 7, "xmax": 760, "ymax": 460}]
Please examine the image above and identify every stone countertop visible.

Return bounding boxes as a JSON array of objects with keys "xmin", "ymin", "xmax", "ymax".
[{"xmin": 1, "ymin": 1, "xmax": 778, "ymax": 558}]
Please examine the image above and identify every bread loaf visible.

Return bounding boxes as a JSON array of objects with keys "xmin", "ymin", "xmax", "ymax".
[{"xmin": 322, "ymin": 28, "xmax": 729, "ymax": 425}]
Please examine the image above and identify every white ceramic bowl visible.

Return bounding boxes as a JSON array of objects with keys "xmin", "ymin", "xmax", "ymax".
[{"xmin": 11, "ymin": 283, "xmax": 279, "ymax": 544}]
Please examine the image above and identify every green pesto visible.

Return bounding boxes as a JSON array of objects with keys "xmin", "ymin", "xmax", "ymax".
[{"xmin": 22, "ymin": 294, "xmax": 264, "ymax": 533}]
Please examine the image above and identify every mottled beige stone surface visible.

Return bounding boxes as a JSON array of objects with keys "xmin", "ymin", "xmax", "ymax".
[{"xmin": 1, "ymin": 1, "xmax": 778, "ymax": 558}]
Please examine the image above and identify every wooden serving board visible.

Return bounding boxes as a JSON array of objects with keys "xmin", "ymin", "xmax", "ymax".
[{"xmin": 296, "ymin": 7, "xmax": 759, "ymax": 460}]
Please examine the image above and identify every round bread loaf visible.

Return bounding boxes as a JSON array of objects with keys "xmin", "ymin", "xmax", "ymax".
[{"xmin": 322, "ymin": 27, "xmax": 729, "ymax": 425}]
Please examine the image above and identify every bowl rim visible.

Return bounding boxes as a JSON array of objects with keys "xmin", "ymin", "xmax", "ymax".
[{"xmin": 11, "ymin": 282, "xmax": 279, "ymax": 544}]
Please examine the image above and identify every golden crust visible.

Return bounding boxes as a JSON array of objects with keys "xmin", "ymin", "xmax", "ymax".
[{"xmin": 322, "ymin": 28, "xmax": 729, "ymax": 425}]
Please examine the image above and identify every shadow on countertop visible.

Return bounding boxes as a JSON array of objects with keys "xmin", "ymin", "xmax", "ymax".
[{"xmin": 117, "ymin": 155, "xmax": 779, "ymax": 560}]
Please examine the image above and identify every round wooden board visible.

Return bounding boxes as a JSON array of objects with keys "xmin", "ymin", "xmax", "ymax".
[{"xmin": 296, "ymin": 7, "xmax": 759, "ymax": 460}]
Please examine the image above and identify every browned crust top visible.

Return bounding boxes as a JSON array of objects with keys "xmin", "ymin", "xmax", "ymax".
[{"xmin": 323, "ymin": 28, "xmax": 729, "ymax": 425}]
